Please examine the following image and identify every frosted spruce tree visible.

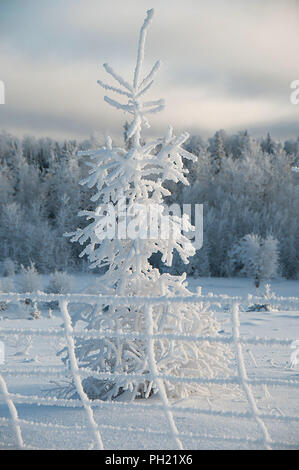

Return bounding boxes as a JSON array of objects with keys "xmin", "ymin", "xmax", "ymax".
[{"xmin": 62, "ymin": 9, "xmax": 232, "ymax": 400}]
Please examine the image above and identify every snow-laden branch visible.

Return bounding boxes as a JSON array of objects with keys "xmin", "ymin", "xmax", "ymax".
[
  {"xmin": 139, "ymin": 59, "xmax": 161, "ymax": 91},
  {"xmin": 103, "ymin": 63, "xmax": 133, "ymax": 92},
  {"xmin": 104, "ymin": 96, "xmax": 134, "ymax": 113},
  {"xmin": 135, "ymin": 80, "xmax": 154, "ymax": 98},
  {"xmin": 133, "ymin": 9, "xmax": 154, "ymax": 90},
  {"xmin": 97, "ymin": 79, "xmax": 132, "ymax": 98}
]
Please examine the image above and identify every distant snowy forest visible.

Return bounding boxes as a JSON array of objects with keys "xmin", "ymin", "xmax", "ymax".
[{"xmin": 0, "ymin": 128, "xmax": 298, "ymax": 279}]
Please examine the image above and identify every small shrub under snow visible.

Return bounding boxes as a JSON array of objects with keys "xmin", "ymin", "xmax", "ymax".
[
  {"xmin": 2, "ymin": 258, "xmax": 17, "ymax": 277},
  {"xmin": 17, "ymin": 263, "xmax": 42, "ymax": 293},
  {"xmin": 47, "ymin": 271, "xmax": 74, "ymax": 294}
]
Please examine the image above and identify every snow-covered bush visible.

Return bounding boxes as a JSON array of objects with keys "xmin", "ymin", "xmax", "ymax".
[
  {"xmin": 46, "ymin": 271, "xmax": 75, "ymax": 310},
  {"xmin": 60, "ymin": 9, "xmax": 233, "ymax": 401},
  {"xmin": 231, "ymin": 234, "xmax": 279, "ymax": 287},
  {"xmin": 47, "ymin": 271, "xmax": 74, "ymax": 294},
  {"xmin": 17, "ymin": 263, "xmax": 42, "ymax": 293},
  {"xmin": 263, "ymin": 283, "xmax": 275, "ymax": 301},
  {"xmin": 1, "ymin": 258, "xmax": 17, "ymax": 277}
]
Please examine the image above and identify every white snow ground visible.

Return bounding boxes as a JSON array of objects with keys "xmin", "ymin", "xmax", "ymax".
[{"xmin": 0, "ymin": 275, "xmax": 298, "ymax": 450}]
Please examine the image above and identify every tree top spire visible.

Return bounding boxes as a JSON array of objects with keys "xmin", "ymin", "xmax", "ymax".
[{"xmin": 97, "ymin": 9, "xmax": 164, "ymax": 142}]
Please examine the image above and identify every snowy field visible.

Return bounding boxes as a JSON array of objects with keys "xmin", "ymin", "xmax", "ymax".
[{"xmin": 0, "ymin": 275, "xmax": 298, "ymax": 450}]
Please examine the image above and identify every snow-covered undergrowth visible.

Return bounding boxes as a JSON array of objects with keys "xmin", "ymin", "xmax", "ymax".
[{"xmin": 0, "ymin": 278, "xmax": 298, "ymax": 450}]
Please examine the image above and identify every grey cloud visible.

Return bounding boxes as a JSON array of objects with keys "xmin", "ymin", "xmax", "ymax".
[
  {"xmin": 0, "ymin": 107, "xmax": 96, "ymax": 140},
  {"xmin": 0, "ymin": 0, "xmax": 298, "ymax": 141}
]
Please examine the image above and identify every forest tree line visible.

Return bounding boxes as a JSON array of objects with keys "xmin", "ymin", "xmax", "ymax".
[{"xmin": 0, "ymin": 128, "xmax": 298, "ymax": 279}]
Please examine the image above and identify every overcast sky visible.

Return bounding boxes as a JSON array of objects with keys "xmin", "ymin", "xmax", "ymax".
[{"xmin": 0, "ymin": 0, "xmax": 299, "ymax": 143}]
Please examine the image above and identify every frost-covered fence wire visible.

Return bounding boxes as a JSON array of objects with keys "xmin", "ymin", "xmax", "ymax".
[
  {"xmin": 0, "ymin": 374, "xmax": 23, "ymax": 449},
  {"xmin": 0, "ymin": 292, "xmax": 298, "ymax": 450},
  {"xmin": 58, "ymin": 299, "xmax": 104, "ymax": 450}
]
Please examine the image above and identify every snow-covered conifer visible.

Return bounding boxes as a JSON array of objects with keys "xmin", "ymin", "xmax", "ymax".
[
  {"xmin": 208, "ymin": 130, "xmax": 227, "ymax": 174},
  {"xmin": 63, "ymin": 9, "xmax": 233, "ymax": 400},
  {"xmin": 261, "ymin": 132, "xmax": 278, "ymax": 155}
]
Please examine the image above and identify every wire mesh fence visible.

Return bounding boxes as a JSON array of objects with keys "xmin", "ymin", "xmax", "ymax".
[{"xmin": 0, "ymin": 292, "xmax": 298, "ymax": 450}]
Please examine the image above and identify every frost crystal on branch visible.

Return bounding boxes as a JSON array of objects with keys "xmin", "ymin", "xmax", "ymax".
[{"xmin": 63, "ymin": 9, "xmax": 233, "ymax": 401}]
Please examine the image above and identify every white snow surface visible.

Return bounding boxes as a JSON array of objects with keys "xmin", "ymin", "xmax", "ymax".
[{"xmin": 0, "ymin": 275, "xmax": 298, "ymax": 450}]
